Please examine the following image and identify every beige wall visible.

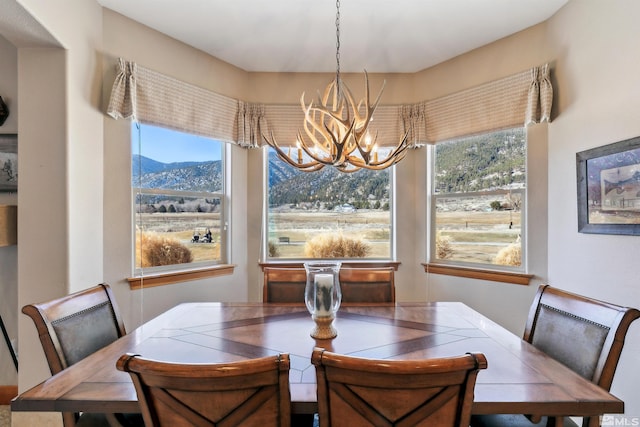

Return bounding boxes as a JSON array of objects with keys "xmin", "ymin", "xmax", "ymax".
[
  {"xmin": 16, "ymin": 45, "xmax": 67, "ymax": 426},
  {"xmin": 101, "ymin": 10, "xmax": 248, "ymax": 100},
  {"xmin": 245, "ymin": 71, "xmax": 415, "ymax": 104},
  {"xmin": 1, "ymin": 0, "xmax": 639, "ymax": 423},
  {"xmin": 545, "ymin": 0, "xmax": 640, "ymax": 420},
  {"xmin": 17, "ymin": 46, "xmax": 68, "ymax": 384},
  {"xmin": 414, "ymin": 23, "xmax": 551, "ymax": 100}
]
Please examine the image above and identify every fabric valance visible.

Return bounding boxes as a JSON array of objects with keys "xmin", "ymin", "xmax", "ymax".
[
  {"xmin": 107, "ymin": 58, "xmax": 553, "ymax": 147},
  {"xmin": 417, "ymin": 64, "xmax": 552, "ymax": 143},
  {"xmin": 107, "ymin": 58, "xmax": 240, "ymax": 145},
  {"xmin": 261, "ymin": 103, "xmax": 410, "ymax": 149}
]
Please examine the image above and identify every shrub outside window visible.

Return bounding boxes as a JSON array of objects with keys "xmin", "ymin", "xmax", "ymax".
[
  {"xmin": 265, "ymin": 147, "xmax": 394, "ymax": 260},
  {"xmin": 132, "ymin": 123, "xmax": 226, "ymax": 274},
  {"xmin": 431, "ymin": 128, "xmax": 526, "ymax": 270}
]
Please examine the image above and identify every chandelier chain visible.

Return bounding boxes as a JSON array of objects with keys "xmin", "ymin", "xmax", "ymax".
[
  {"xmin": 262, "ymin": 0, "xmax": 412, "ymax": 172},
  {"xmin": 335, "ymin": 0, "xmax": 341, "ymax": 88}
]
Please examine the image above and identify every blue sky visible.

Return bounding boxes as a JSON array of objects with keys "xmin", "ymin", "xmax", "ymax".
[{"xmin": 132, "ymin": 123, "xmax": 222, "ymax": 163}]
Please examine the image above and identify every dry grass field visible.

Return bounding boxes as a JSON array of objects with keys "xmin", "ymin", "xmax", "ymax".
[
  {"xmin": 136, "ymin": 212, "xmax": 221, "ymax": 264},
  {"xmin": 268, "ymin": 209, "xmax": 521, "ymax": 264},
  {"xmin": 136, "ymin": 208, "xmax": 522, "ymax": 265},
  {"xmin": 269, "ymin": 210, "xmax": 391, "ymax": 258},
  {"xmin": 436, "ymin": 210, "xmax": 522, "ymax": 264}
]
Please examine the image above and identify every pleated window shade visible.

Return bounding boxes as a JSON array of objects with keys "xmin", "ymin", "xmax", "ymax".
[
  {"xmin": 107, "ymin": 58, "xmax": 551, "ymax": 148},
  {"xmin": 424, "ymin": 70, "xmax": 532, "ymax": 143},
  {"xmin": 262, "ymin": 104, "xmax": 407, "ymax": 149},
  {"xmin": 107, "ymin": 58, "xmax": 239, "ymax": 145}
]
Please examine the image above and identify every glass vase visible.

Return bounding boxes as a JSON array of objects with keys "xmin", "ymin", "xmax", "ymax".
[{"xmin": 304, "ymin": 261, "xmax": 342, "ymax": 339}]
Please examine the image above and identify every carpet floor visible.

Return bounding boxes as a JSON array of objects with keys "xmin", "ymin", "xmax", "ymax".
[{"xmin": 0, "ymin": 406, "xmax": 9, "ymax": 427}]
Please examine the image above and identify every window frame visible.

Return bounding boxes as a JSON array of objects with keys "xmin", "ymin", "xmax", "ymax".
[
  {"xmin": 130, "ymin": 122, "xmax": 229, "ymax": 277},
  {"xmin": 427, "ymin": 127, "xmax": 528, "ymax": 275}
]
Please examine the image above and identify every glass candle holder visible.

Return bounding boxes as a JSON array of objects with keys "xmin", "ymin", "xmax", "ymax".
[{"xmin": 304, "ymin": 261, "xmax": 342, "ymax": 339}]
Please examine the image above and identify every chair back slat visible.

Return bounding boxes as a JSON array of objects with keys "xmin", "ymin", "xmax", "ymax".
[
  {"xmin": 263, "ymin": 268, "xmax": 307, "ymax": 303},
  {"xmin": 263, "ymin": 267, "xmax": 395, "ymax": 304},
  {"xmin": 340, "ymin": 268, "xmax": 395, "ymax": 303},
  {"xmin": 312, "ymin": 347, "xmax": 487, "ymax": 427},
  {"xmin": 117, "ymin": 353, "xmax": 292, "ymax": 427}
]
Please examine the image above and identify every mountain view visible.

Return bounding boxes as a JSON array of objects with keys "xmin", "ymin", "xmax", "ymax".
[
  {"xmin": 132, "ymin": 154, "xmax": 223, "ymax": 193},
  {"xmin": 435, "ymin": 128, "xmax": 526, "ymax": 194},
  {"xmin": 267, "ymin": 151, "xmax": 390, "ymax": 209},
  {"xmin": 133, "ymin": 127, "xmax": 525, "ymax": 208},
  {"xmin": 131, "ymin": 152, "xmax": 391, "ymax": 210}
]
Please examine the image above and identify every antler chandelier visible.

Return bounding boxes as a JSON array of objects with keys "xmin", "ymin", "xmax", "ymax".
[{"xmin": 264, "ymin": 0, "xmax": 410, "ymax": 173}]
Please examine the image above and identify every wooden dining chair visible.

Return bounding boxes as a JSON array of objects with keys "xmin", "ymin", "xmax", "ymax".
[
  {"xmin": 22, "ymin": 283, "xmax": 142, "ymax": 427},
  {"xmin": 470, "ymin": 284, "xmax": 640, "ymax": 427},
  {"xmin": 263, "ymin": 267, "xmax": 395, "ymax": 304},
  {"xmin": 311, "ymin": 347, "xmax": 487, "ymax": 427},
  {"xmin": 339, "ymin": 267, "xmax": 395, "ymax": 303},
  {"xmin": 117, "ymin": 353, "xmax": 292, "ymax": 427},
  {"xmin": 263, "ymin": 267, "xmax": 307, "ymax": 303}
]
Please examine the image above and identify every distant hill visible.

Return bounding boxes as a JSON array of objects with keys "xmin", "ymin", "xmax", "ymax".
[
  {"xmin": 133, "ymin": 154, "xmax": 203, "ymax": 177},
  {"xmin": 132, "ymin": 155, "xmax": 223, "ymax": 192},
  {"xmin": 267, "ymin": 151, "xmax": 390, "ymax": 209},
  {"xmin": 133, "ymin": 129, "xmax": 525, "ymax": 207},
  {"xmin": 434, "ymin": 128, "xmax": 526, "ymax": 193}
]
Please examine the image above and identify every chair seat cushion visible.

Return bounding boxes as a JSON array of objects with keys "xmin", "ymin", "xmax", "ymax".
[{"xmin": 470, "ymin": 414, "xmax": 579, "ymax": 427}]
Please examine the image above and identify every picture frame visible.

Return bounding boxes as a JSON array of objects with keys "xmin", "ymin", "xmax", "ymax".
[
  {"xmin": 576, "ymin": 136, "xmax": 640, "ymax": 235},
  {"xmin": 0, "ymin": 134, "xmax": 17, "ymax": 192}
]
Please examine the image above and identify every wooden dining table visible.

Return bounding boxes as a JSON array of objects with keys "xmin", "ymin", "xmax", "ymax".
[{"xmin": 11, "ymin": 302, "xmax": 624, "ymax": 420}]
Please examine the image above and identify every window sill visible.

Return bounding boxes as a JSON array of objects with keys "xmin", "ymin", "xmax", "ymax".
[
  {"xmin": 259, "ymin": 261, "xmax": 401, "ymax": 271},
  {"xmin": 127, "ymin": 264, "xmax": 236, "ymax": 290},
  {"xmin": 422, "ymin": 263, "xmax": 533, "ymax": 285}
]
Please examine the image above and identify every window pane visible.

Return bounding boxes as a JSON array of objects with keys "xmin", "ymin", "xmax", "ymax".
[
  {"xmin": 267, "ymin": 148, "xmax": 392, "ymax": 259},
  {"xmin": 134, "ymin": 194, "xmax": 222, "ymax": 268},
  {"xmin": 132, "ymin": 124, "xmax": 223, "ymax": 193},
  {"xmin": 132, "ymin": 123, "xmax": 225, "ymax": 272},
  {"xmin": 434, "ymin": 192, "xmax": 522, "ymax": 266},
  {"xmin": 435, "ymin": 128, "xmax": 525, "ymax": 194},
  {"xmin": 432, "ymin": 128, "xmax": 525, "ymax": 268}
]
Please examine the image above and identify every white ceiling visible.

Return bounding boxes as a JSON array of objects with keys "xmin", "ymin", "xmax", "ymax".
[
  {"xmin": 97, "ymin": 0, "xmax": 568, "ymax": 73},
  {"xmin": 0, "ymin": 0, "xmax": 61, "ymax": 48}
]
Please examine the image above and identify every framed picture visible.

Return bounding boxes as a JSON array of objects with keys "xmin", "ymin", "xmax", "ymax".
[
  {"xmin": 576, "ymin": 136, "xmax": 640, "ymax": 235},
  {"xmin": 0, "ymin": 134, "xmax": 17, "ymax": 192}
]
